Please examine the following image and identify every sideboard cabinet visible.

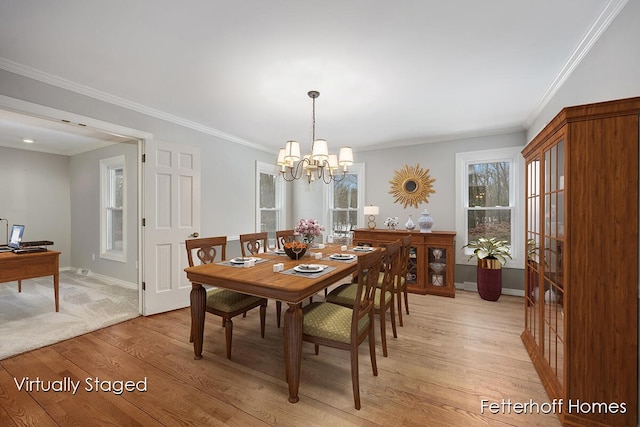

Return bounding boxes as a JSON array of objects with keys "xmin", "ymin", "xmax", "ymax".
[
  {"xmin": 521, "ymin": 97, "xmax": 639, "ymax": 426},
  {"xmin": 352, "ymin": 229, "xmax": 456, "ymax": 297}
]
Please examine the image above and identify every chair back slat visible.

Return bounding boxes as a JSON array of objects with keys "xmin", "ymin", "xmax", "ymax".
[
  {"xmin": 380, "ymin": 239, "xmax": 402, "ymax": 295},
  {"xmin": 275, "ymin": 229, "xmax": 296, "ymax": 249},
  {"xmin": 399, "ymin": 235, "xmax": 411, "ymax": 282},
  {"xmin": 185, "ymin": 236, "xmax": 227, "ymax": 267},
  {"xmin": 351, "ymin": 249, "xmax": 383, "ymax": 337},
  {"xmin": 239, "ymin": 232, "xmax": 268, "ymax": 256}
]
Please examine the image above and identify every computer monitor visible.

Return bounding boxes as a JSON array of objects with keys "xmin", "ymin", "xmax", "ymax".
[{"xmin": 8, "ymin": 224, "xmax": 24, "ymax": 249}]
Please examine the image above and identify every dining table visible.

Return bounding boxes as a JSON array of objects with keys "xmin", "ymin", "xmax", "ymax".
[{"xmin": 184, "ymin": 244, "xmax": 377, "ymax": 404}]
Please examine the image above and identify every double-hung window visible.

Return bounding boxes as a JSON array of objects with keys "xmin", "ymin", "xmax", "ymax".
[
  {"xmin": 256, "ymin": 161, "xmax": 285, "ymax": 239},
  {"xmin": 325, "ymin": 163, "xmax": 365, "ymax": 242},
  {"xmin": 456, "ymin": 147, "xmax": 524, "ymax": 267},
  {"xmin": 100, "ymin": 155, "xmax": 126, "ymax": 262}
]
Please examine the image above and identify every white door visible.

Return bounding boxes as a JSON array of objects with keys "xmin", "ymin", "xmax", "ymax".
[{"xmin": 142, "ymin": 139, "xmax": 201, "ymax": 315}]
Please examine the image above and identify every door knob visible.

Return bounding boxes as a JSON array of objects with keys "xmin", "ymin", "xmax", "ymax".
[{"xmin": 190, "ymin": 232, "xmax": 200, "ymax": 238}]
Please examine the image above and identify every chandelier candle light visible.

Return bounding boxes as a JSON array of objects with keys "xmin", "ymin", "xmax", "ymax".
[{"xmin": 276, "ymin": 91, "xmax": 353, "ymax": 184}]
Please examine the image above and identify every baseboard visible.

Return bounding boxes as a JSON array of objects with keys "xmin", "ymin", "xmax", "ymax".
[
  {"xmin": 455, "ymin": 281, "xmax": 525, "ymax": 297},
  {"xmin": 66, "ymin": 266, "xmax": 138, "ymax": 290}
]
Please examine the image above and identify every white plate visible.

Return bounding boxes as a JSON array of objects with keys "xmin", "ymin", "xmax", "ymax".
[
  {"xmin": 330, "ymin": 253, "xmax": 355, "ymax": 260},
  {"xmin": 230, "ymin": 257, "xmax": 257, "ymax": 264},
  {"xmin": 353, "ymin": 246, "xmax": 374, "ymax": 252},
  {"xmin": 293, "ymin": 264, "xmax": 327, "ymax": 273},
  {"xmin": 273, "ymin": 249, "xmax": 286, "ymax": 254}
]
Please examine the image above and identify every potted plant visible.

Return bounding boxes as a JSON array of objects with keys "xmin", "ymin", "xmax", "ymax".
[{"xmin": 463, "ymin": 237, "xmax": 512, "ymax": 301}]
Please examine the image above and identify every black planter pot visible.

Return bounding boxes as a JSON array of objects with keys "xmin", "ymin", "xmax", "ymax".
[{"xmin": 477, "ymin": 258, "xmax": 502, "ymax": 301}]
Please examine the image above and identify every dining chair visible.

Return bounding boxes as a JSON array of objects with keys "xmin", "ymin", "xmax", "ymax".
[
  {"xmin": 239, "ymin": 232, "xmax": 268, "ymax": 256},
  {"xmin": 239, "ymin": 232, "xmax": 284, "ymax": 328},
  {"xmin": 275, "ymin": 229, "xmax": 295, "ymax": 249},
  {"xmin": 325, "ymin": 240, "xmax": 400, "ymax": 357},
  {"xmin": 302, "ymin": 249, "xmax": 382, "ymax": 410},
  {"xmin": 396, "ymin": 235, "xmax": 412, "ymax": 326},
  {"xmin": 185, "ymin": 236, "xmax": 267, "ymax": 360}
]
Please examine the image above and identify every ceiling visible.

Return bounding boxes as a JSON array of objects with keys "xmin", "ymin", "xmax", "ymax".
[{"xmin": 0, "ymin": 0, "xmax": 623, "ymax": 156}]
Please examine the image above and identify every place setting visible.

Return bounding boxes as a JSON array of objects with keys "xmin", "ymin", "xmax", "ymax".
[
  {"xmin": 218, "ymin": 256, "xmax": 267, "ymax": 267},
  {"xmin": 324, "ymin": 252, "xmax": 357, "ymax": 263},
  {"xmin": 279, "ymin": 263, "xmax": 336, "ymax": 278},
  {"xmin": 350, "ymin": 246, "xmax": 376, "ymax": 253}
]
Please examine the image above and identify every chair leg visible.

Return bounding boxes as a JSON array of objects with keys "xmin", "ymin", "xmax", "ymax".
[
  {"xmin": 314, "ymin": 344, "xmax": 320, "ymax": 355},
  {"xmin": 368, "ymin": 319, "xmax": 378, "ymax": 377},
  {"xmin": 390, "ymin": 298, "xmax": 398, "ymax": 339},
  {"xmin": 404, "ymin": 288, "xmax": 410, "ymax": 315},
  {"xmin": 224, "ymin": 318, "xmax": 233, "ymax": 359},
  {"xmin": 351, "ymin": 342, "xmax": 361, "ymax": 410},
  {"xmin": 260, "ymin": 303, "xmax": 266, "ymax": 338},
  {"xmin": 276, "ymin": 301, "xmax": 282, "ymax": 328},
  {"xmin": 379, "ymin": 307, "xmax": 387, "ymax": 357},
  {"xmin": 396, "ymin": 288, "xmax": 404, "ymax": 327}
]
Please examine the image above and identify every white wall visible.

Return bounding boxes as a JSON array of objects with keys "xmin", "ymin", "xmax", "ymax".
[{"xmin": 0, "ymin": 146, "xmax": 71, "ymax": 266}]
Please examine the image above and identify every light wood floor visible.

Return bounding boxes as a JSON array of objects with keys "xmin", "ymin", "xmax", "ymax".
[{"xmin": 0, "ymin": 289, "xmax": 561, "ymax": 426}]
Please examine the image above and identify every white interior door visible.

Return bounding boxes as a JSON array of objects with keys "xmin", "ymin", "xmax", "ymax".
[{"xmin": 142, "ymin": 139, "xmax": 201, "ymax": 315}]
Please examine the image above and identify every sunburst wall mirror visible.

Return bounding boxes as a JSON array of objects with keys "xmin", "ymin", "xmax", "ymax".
[{"xmin": 389, "ymin": 164, "xmax": 436, "ymax": 209}]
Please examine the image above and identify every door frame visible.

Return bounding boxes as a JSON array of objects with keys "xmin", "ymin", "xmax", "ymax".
[{"xmin": 0, "ymin": 95, "xmax": 153, "ymax": 314}]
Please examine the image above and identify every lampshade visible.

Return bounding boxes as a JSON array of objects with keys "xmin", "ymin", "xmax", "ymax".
[
  {"xmin": 276, "ymin": 148, "xmax": 286, "ymax": 166},
  {"xmin": 312, "ymin": 139, "xmax": 329, "ymax": 161},
  {"xmin": 284, "ymin": 140, "xmax": 300, "ymax": 162},
  {"xmin": 363, "ymin": 205, "xmax": 379, "ymax": 215},
  {"xmin": 327, "ymin": 154, "xmax": 339, "ymax": 170},
  {"xmin": 338, "ymin": 147, "xmax": 353, "ymax": 166}
]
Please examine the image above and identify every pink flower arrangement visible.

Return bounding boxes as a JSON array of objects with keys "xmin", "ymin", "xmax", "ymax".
[{"xmin": 294, "ymin": 218, "xmax": 324, "ymax": 242}]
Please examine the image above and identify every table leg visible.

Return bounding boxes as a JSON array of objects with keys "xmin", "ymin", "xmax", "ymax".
[
  {"xmin": 18, "ymin": 279, "xmax": 22, "ymax": 293},
  {"xmin": 190, "ymin": 284, "xmax": 206, "ymax": 360},
  {"xmin": 54, "ymin": 273, "xmax": 59, "ymax": 312},
  {"xmin": 284, "ymin": 302, "xmax": 303, "ymax": 403}
]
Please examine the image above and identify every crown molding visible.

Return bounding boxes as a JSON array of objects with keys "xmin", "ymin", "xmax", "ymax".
[
  {"xmin": 358, "ymin": 124, "xmax": 525, "ymax": 152},
  {"xmin": 524, "ymin": 0, "xmax": 628, "ymax": 128},
  {"xmin": 0, "ymin": 58, "xmax": 272, "ymax": 153}
]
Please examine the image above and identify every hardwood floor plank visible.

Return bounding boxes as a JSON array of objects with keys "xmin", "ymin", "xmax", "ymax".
[{"xmin": 0, "ymin": 290, "xmax": 562, "ymax": 426}]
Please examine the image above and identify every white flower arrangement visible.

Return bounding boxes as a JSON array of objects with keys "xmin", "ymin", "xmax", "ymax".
[{"xmin": 383, "ymin": 216, "xmax": 399, "ymax": 227}]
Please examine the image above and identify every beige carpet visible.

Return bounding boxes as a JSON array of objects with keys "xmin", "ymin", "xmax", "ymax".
[{"xmin": 0, "ymin": 270, "xmax": 139, "ymax": 360}]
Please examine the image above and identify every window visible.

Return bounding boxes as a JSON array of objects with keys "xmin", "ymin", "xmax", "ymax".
[
  {"xmin": 100, "ymin": 155, "xmax": 126, "ymax": 262},
  {"xmin": 455, "ymin": 147, "xmax": 524, "ymax": 267},
  {"xmin": 325, "ymin": 163, "xmax": 365, "ymax": 242},
  {"xmin": 256, "ymin": 161, "xmax": 285, "ymax": 239}
]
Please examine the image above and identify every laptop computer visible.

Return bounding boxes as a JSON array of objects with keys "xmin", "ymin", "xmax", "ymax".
[{"xmin": 0, "ymin": 224, "xmax": 25, "ymax": 252}]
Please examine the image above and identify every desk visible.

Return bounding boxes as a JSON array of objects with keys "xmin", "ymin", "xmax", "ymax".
[
  {"xmin": 184, "ymin": 247, "xmax": 369, "ymax": 404},
  {"xmin": 0, "ymin": 250, "xmax": 61, "ymax": 312}
]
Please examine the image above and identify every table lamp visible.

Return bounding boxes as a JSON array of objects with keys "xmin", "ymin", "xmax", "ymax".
[{"xmin": 363, "ymin": 206, "xmax": 379, "ymax": 230}]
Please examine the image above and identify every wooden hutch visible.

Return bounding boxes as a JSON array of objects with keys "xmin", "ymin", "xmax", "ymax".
[
  {"xmin": 352, "ymin": 228, "xmax": 456, "ymax": 297},
  {"xmin": 522, "ymin": 97, "xmax": 639, "ymax": 426}
]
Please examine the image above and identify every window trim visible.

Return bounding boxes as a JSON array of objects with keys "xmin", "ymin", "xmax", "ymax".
[
  {"xmin": 455, "ymin": 147, "xmax": 524, "ymax": 268},
  {"xmin": 255, "ymin": 161, "xmax": 286, "ymax": 234},
  {"xmin": 100, "ymin": 155, "xmax": 126, "ymax": 262}
]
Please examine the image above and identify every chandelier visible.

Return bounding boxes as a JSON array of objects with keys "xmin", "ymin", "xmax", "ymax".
[{"xmin": 276, "ymin": 90, "xmax": 353, "ymax": 183}]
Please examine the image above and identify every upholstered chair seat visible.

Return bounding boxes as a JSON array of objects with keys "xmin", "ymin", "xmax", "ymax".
[{"xmin": 303, "ymin": 302, "xmax": 370, "ymax": 343}]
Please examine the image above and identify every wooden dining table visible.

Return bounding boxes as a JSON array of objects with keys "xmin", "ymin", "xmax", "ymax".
[{"xmin": 184, "ymin": 245, "xmax": 375, "ymax": 404}]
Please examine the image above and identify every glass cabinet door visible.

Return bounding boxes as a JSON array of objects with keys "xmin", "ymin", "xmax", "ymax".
[
  {"xmin": 543, "ymin": 138, "xmax": 565, "ymax": 389},
  {"xmin": 525, "ymin": 157, "xmax": 541, "ymax": 349},
  {"xmin": 428, "ymin": 247, "xmax": 447, "ymax": 286}
]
